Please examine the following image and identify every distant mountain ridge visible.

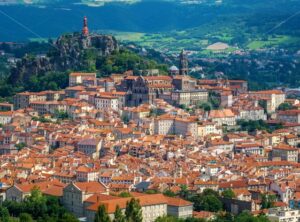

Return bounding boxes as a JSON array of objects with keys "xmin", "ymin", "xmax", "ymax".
[{"xmin": 0, "ymin": 0, "xmax": 299, "ymax": 41}]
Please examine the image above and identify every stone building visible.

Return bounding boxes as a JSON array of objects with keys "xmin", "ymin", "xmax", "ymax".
[
  {"xmin": 130, "ymin": 76, "xmax": 173, "ymax": 106},
  {"xmin": 179, "ymin": 50, "xmax": 188, "ymax": 75},
  {"xmin": 62, "ymin": 181, "xmax": 108, "ymax": 218}
]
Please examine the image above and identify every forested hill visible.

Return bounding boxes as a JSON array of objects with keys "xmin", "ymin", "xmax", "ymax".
[{"xmin": 0, "ymin": 33, "xmax": 168, "ymax": 100}]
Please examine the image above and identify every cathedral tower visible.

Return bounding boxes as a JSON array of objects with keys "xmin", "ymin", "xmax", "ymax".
[{"xmin": 179, "ymin": 49, "xmax": 188, "ymax": 75}]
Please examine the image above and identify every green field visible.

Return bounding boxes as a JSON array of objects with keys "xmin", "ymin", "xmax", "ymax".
[{"xmin": 247, "ymin": 35, "xmax": 300, "ymax": 49}]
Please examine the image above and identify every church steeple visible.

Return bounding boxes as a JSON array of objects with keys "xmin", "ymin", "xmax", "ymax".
[
  {"xmin": 82, "ymin": 16, "xmax": 89, "ymax": 36},
  {"xmin": 179, "ymin": 49, "xmax": 188, "ymax": 75}
]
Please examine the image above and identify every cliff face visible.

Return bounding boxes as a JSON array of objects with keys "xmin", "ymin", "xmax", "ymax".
[{"xmin": 9, "ymin": 33, "xmax": 119, "ymax": 85}]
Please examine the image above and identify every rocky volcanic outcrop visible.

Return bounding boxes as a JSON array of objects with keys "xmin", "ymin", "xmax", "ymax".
[{"xmin": 9, "ymin": 33, "xmax": 119, "ymax": 85}]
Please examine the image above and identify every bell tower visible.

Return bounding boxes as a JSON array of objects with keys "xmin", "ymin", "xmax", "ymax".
[
  {"xmin": 82, "ymin": 16, "xmax": 89, "ymax": 36},
  {"xmin": 179, "ymin": 49, "xmax": 188, "ymax": 75}
]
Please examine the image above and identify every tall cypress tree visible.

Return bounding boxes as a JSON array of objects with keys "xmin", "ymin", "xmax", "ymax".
[
  {"xmin": 113, "ymin": 205, "xmax": 126, "ymax": 222},
  {"xmin": 94, "ymin": 205, "xmax": 111, "ymax": 222},
  {"xmin": 125, "ymin": 198, "xmax": 143, "ymax": 222}
]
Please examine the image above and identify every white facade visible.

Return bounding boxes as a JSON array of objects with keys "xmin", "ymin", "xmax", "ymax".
[
  {"xmin": 268, "ymin": 208, "xmax": 300, "ymax": 222},
  {"xmin": 95, "ymin": 96, "xmax": 119, "ymax": 111},
  {"xmin": 0, "ymin": 113, "xmax": 12, "ymax": 125}
]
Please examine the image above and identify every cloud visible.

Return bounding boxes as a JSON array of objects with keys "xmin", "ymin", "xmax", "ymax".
[{"xmin": 80, "ymin": 0, "xmax": 141, "ymax": 7}]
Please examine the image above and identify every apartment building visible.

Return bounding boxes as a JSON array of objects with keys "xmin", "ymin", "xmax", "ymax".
[
  {"xmin": 13, "ymin": 92, "xmax": 47, "ymax": 110},
  {"xmin": 268, "ymin": 207, "xmax": 300, "ymax": 222},
  {"xmin": 249, "ymin": 90, "xmax": 285, "ymax": 113},
  {"xmin": 95, "ymin": 95, "xmax": 119, "ymax": 111},
  {"xmin": 277, "ymin": 110, "xmax": 300, "ymax": 124},
  {"xmin": 154, "ymin": 114, "xmax": 198, "ymax": 138},
  {"xmin": 271, "ymin": 144, "xmax": 298, "ymax": 162},
  {"xmin": 171, "ymin": 89, "xmax": 208, "ymax": 106}
]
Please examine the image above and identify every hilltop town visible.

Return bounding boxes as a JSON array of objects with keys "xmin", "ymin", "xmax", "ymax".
[{"xmin": 0, "ymin": 17, "xmax": 300, "ymax": 222}]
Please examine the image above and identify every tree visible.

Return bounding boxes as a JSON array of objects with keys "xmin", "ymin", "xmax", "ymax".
[
  {"xmin": 234, "ymin": 211, "xmax": 258, "ymax": 222},
  {"xmin": 19, "ymin": 213, "xmax": 33, "ymax": 222},
  {"xmin": 202, "ymin": 189, "xmax": 219, "ymax": 197},
  {"xmin": 58, "ymin": 213, "xmax": 80, "ymax": 222},
  {"xmin": 200, "ymin": 194, "xmax": 223, "ymax": 212},
  {"xmin": 3, "ymin": 187, "xmax": 79, "ymax": 221},
  {"xmin": 163, "ymin": 190, "xmax": 176, "ymax": 197},
  {"xmin": 113, "ymin": 205, "xmax": 126, "ymax": 222},
  {"xmin": 179, "ymin": 104, "xmax": 187, "ymax": 110},
  {"xmin": 94, "ymin": 205, "xmax": 111, "ymax": 222},
  {"xmin": 15, "ymin": 142, "xmax": 27, "ymax": 151},
  {"xmin": 213, "ymin": 212, "xmax": 234, "ymax": 222},
  {"xmin": 121, "ymin": 115, "xmax": 130, "ymax": 124},
  {"xmin": 54, "ymin": 110, "xmax": 69, "ymax": 120},
  {"xmin": 24, "ymin": 187, "xmax": 47, "ymax": 219},
  {"xmin": 125, "ymin": 198, "xmax": 143, "ymax": 222},
  {"xmin": 208, "ymin": 92, "xmax": 220, "ymax": 109},
  {"xmin": 258, "ymin": 100, "xmax": 267, "ymax": 114},
  {"xmin": 197, "ymin": 102, "xmax": 211, "ymax": 112},
  {"xmin": 261, "ymin": 194, "xmax": 276, "ymax": 209},
  {"xmin": 155, "ymin": 215, "xmax": 179, "ymax": 222},
  {"xmin": 185, "ymin": 218, "xmax": 206, "ymax": 222},
  {"xmin": 222, "ymin": 189, "xmax": 235, "ymax": 199},
  {"xmin": 118, "ymin": 192, "xmax": 132, "ymax": 198},
  {"xmin": 277, "ymin": 102, "xmax": 293, "ymax": 111},
  {"xmin": 145, "ymin": 190, "xmax": 159, "ymax": 194},
  {"xmin": 191, "ymin": 189, "xmax": 222, "ymax": 212},
  {"xmin": 178, "ymin": 185, "xmax": 190, "ymax": 200},
  {"xmin": 0, "ymin": 205, "xmax": 11, "ymax": 222}
]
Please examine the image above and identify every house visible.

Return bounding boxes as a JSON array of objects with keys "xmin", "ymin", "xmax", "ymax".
[
  {"xmin": 209, "ymin": 109, "xmax": 236, "ymax": 126},
  {"xmin": 0, "ymin": 111, "xmax": 13, "ymax": 125},
  {"xmin": 6, "ymin": 180, "xmax": 66, "ymax": 202},
  {"xmin": 237, "ymin": 106, "xmax": 266, "ymax": 121},
  {"xmin": 249, "ymin": 90, "xmax": 285, "ymax": 113},
  {"xmin": 193, "ymin": 180, "xmax": 218, "ymax": 193},
  {"xmin": 69, "ymin": 72, "xmax": 96, "ymax": 87},
  {"xmin": 77, "ymin": 138, "xmax": 102, "ymax": 159},
  {"xmin": 234, "ymin": 143, "xmax": 264, "ymax": 156},
  {"xmin": 207, "ymin": 139, "xmax": 234, "ymax": 154},
  {"xmin": 165, "ymin": 196, "xmax": 193, "ymax": 218},
  {"xmin": 198, "ymin": 121, "xmax": 222, "ymax": 139},
  {"xmin": 0, "ymin": 103, "xmax": 13, "ymax": 111},
  {"xmin": 76, "ymin": 166, "xmax": 99, "ymax": 182},
  {"xmin": 271, "ymin": 143, "xmax": 298, "ymax": 162}
]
